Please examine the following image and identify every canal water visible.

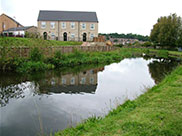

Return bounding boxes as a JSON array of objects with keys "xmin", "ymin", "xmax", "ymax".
[{"xmin": 0, "ymin": 57, "xmax": 180, "ymax": 136}]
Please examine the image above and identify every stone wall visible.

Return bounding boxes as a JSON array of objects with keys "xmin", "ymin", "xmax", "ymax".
[{"xmin": 0, "ymin": 46, "xmax": 117, "ymax": 59}]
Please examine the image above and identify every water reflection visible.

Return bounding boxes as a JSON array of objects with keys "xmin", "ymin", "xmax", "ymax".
[{"xmin": 0, "ymin": 57, "xmax": 180, "ymax": 136}]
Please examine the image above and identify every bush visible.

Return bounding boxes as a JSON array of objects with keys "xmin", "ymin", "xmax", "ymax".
[
  {"xmin": 54, "ymin": 51, "xmax": 63, "ymax": 59},
  {"xmin": 30, "ymin": 47, "xmax": 44, "ymax": 62},
  {"xmin": 16, "ymin": 61, "xmax": 54, "ymax": 73},
  {"xmin": 25, "ymin": 32, "xmax": 39, "ymax": 39},
  {"xmin": 141, "ymin": 41, "xmax": 152, "ymax": 47},
  {"xmin": 114, "ymin": 44, "xmax": 123, "ymax": 48}
]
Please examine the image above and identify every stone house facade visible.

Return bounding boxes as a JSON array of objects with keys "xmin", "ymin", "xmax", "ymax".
[
  {"xmin": 0, "ymin": 13, "xmax": 23, "ymax": 34},
  {"xmin": 37, "ymin": 10, "xmax": 98, "ymax": 41}
]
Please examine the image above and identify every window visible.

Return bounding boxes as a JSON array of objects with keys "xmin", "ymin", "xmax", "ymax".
[
  {"xmin": 80, "ymin": 77, "xmax": 86, "ymax": 84},
  {"xmin": 3, "ymin": 23, "xmax": 6, "ymax": 29},
  {"xmin": 70, "ymin": 77, "xmax": 75, "ymax": 85},
  {"xmin": 51, "ymin": 32, "xmax": 55, "ymax": 39},
  {"xmin": 90, "ymin": 77, "xmax": 94, "ymax": 84},
  {"xmin": 50, "ymin": 22, "xmax": 55, "ymax": 29},
  {"xmin": 71, "ymin": 33, "xmax": 75, "ymax": 38},
  {"xmin": 62, "ymin": 22, "xmax": 66, "ymax": 29},
  {"xmin": 62, "ymin": 78, "xmax": 66, "ymax": 85},
  {"xmin": 41, "ymin": 22, "xmax": 46, "ymax": 28},
  {"xmin": 90, "ymin": 33, "xmax": 94, "ymax": 39},
  {"xmin": 70, "ymin": 22, "xmax": 75, "ymax": 29},
  {"xmin": 81, "ymin": 23, "xmax": 86, "ymax": 30},
  {"xmin": 90, "ymin": 24, "xmax": 95, "ymax": 30},
  {"xmin": 51, "ymin": 78, "xmax": 56, "ymax": 85}
]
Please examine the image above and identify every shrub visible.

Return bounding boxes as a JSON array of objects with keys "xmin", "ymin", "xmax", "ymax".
[
  {"xmin": 16, "ymin": 61, "xmax": 54, "ymax": 73},
  {"xmin": 141, "ymin": 41, "xmax": 152, "ymax": 47},
  {"xmin": 114, "ymin": 44, "xmax": 123, "ymax": 48},
  {"xmin": 30, "ymin": 47, "xmax": 44, "ymax": 62},
  {"xmin": 54, "ymin": 51, "xmax": 63, "ymax": 59}
]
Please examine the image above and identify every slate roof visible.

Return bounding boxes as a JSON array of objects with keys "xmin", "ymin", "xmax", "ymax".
[
  {"xmin": 37, "ymin": 10, "xmax": 98, "ymax": 22},
  {"xmin": 4, "ymin": 26, "xmax": 34, "ymax": 32}
]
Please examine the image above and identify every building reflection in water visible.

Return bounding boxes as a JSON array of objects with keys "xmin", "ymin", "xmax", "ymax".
[{"xmin": 37, "ymin": 67, "xmax": 104, "ymax": 94}]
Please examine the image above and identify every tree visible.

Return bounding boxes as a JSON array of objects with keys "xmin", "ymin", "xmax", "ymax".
[{"xmin": 150, "ymin": 13, "xmax": 182, "ymax": 48}]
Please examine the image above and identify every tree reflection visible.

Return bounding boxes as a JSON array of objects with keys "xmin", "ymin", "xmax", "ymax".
[
  {"xmin": 148, "ymin": 58, "xmax": 179, "ymax": 84},
  {"xmin": 0, "ymin": 64, "xmax": 104, "ymax": 107},
  {"xmin": 0, "ymin": 84, "xmax": 26, "ymax": 107}
]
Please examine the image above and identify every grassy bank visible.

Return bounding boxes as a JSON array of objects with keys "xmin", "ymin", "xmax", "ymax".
[
  {"xmin": 0, "ymin": 37, "xmax": 82, "ymax": 47},
  {"xmin": 0, "ymin": 48, "xmax": 144, "ymax": 73},
  {"xmin": 1, "ymin": 47, "xmax": 182, "ymax": 73},
  {"xmin": 55, "ymin": 65, "xmax": 182, "ymax": 136}
]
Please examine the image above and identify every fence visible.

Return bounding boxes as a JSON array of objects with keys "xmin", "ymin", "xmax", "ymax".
[{"xmin": 0, "ymin": 45, "xmax": 117, "ymax": 59}]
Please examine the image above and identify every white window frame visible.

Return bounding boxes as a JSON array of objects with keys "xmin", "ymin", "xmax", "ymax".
[
  {"xmin": 90, "ymin": 24, "xmax": 95, "ymax": 30},
  {"xmin": 50, "ymin": 22, "xmax": 55, "ymax": 29},
  {"xmin": 90, "ymin": 33, "xmax": 94, "ymax": 39},
  {"xmin": 71, "ymin": 33, "xmax": 75, "ymax": 38},
  {"xmin": 81, "ymin": 23, "xmax": 86, "ymax": 30},
  {"xmin": 90, "ymin": 77, "xmax": 94, "ymax": 84},
  {"xmin": 62, "ymin": 78, "xmax": 66, "ymax": 85},
  {"xmin": 70, "ymin": 77, "xmax": 75, "ymax": 85},
  {"xmin": 41, "ymin": 22, "xmax": 46, "ymax": 29},
  {"xmin": 61, "ymin": 22, "xmax": 66, "ymax": 29},
  {"xmin": 80, "ymin": 77, "xmax": 86, "ymax": 84},
  {"xmin": 3, "ymin": 24, "xmax": 6, "ymax": 29},
  {"xmin": 51, "ymin": 32, "xmax": 55, "ymax": 39},
  {"xmin": 70, "ymin": 22, "xmax": 75, "ymax": 29}
]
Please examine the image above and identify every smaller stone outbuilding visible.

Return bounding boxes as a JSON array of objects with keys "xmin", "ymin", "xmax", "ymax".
[{"xmin": 3, "ymin": 26, "xmax": 37, "ymax": 37}]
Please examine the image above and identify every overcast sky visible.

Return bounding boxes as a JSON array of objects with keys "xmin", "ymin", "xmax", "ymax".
[{"xmin": 1, "ymin": 0, "xmax": 182, "ymax": 36}]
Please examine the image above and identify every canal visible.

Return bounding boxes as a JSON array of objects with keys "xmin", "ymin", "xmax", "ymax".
[{"xmin": 0, "ymin": 57, "xmax": 180, "ymax": 136}]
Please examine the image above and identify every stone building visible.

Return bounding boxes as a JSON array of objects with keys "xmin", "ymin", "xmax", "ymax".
[
  {"xmin": 3, "ymin": 26, "xmax": 37, "ymax": 37},
  {"xmin": 0, "ymin": 13, "xmax": 23, "ymax": 34},
  {"xmin": 37, "ymin": 10, "xmax": 99, "ymax": 41}
]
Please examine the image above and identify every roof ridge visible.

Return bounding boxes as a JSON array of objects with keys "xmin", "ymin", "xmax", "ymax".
[
  {"xmin": 39, "ymin": 10, "xmax": 96, "ymax": 13},
  {"xmin": 1, "ymin": 13, "xmax": 23, "ymax": 26}
]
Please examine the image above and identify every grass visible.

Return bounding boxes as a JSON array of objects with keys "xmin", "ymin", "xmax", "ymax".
[
  {"xmin": 0, "ymin": 46, "xmax": 182, "ymax": 73},
  {"xmin": 55, "ymin": 65, "xmax": 182, "ymax": 136},
  {"xmin": 0, "ymin": 48, "xmax": 144, "ymax": 73},
  {"xmin": 0, "ymin": 37, "xmax": 82, "ymax": 47}
]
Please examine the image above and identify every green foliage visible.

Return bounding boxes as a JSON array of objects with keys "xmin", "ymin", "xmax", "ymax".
[
  {"xmin": 30, "ymin": 47, "xmax": 44, "ymax": 62},
  {"xmin": 113, "ymin": 39, "xmax": 118, "ymax": 42},
  {"xmin": 1, "ymin": 48, "xmax": 182, "ymax": 73},
  {"xmin": 0, "ymin": 37, "xmax": 82, "ymax": 47},
  {"xmin": 99, "ymin": 33, "xmax": 149, "ymax": 41},
  {"xmin": 141, "ymin": 41, "xmax": 152, "ymax": 47},
  {"xmin": 157, "ymin": 50, "xmax": 169, "ymax": 58},
  {"xmin": 114, "ymin": 44, "xmax": 123, "ymax": 48},
  {"xmin": 150, "ymin": 13, "xmax": 182, "ymax": 48},
  {"xmin": 54, "ymin": 51, "xmax": 63, "ymax": 59},
  {"xmin": 25, "ymin": 32, "xmax": 39, "ymax": 38},
  {"xmin": 55, "ymin": 65, "xmax": 182, "ymax": 136},
  {"xmin": 16, "ymin": 61, "xmax": 54, "ymax": 73}
]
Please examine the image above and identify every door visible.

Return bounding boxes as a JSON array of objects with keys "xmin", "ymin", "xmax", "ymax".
[
  {"xmin": 43, "ymin": 32, "xmax": 47, "ymax": 40},
  {"xmin": 63, "ymin": 32, "xmax": 67, "ymax": 41},
  {"xmin": 83, "ymin": 33, "xmax": 87, "ymax": 42}
]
